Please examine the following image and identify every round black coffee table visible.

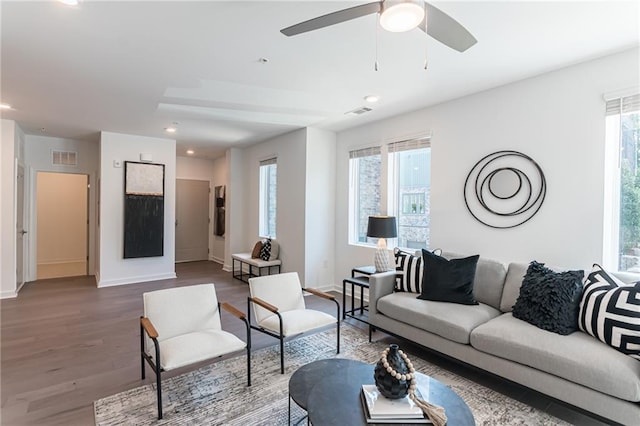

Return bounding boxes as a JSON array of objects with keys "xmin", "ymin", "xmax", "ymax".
[{"xmin": 288, "ymin": 358, "xmax": 474, "ymax": 426}]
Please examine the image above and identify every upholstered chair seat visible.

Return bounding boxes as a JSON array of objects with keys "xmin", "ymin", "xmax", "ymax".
[{"xmin": 248, "ymin": 272, "xmax": 340, "ymax": 373}]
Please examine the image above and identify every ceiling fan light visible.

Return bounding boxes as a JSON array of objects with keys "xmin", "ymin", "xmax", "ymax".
[{"xmin": 380, "ymin": 1, "xmax": 425, "ymax": 33}]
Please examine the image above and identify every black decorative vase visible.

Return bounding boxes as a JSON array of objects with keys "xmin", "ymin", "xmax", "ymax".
[{"xmin": 374, "ymin": 344, "xmax": 410, "ymax": 399}]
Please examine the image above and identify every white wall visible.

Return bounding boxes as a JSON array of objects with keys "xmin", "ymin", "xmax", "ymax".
[
  {"xmin": 98, "ymin": 131, "xmax": 176, "ymax": 287},
  {"xmin": 0, "ymin": 119, "xmax": 23, "ymax": 298},
  {"xmin": 211, "ymin": 155, "xmax": 227, "ymax": 264},
  {"xmin": 240, "ymin": 129, "xmax": 307, "ymax": 280},
  {"xmin": 176, "ymin": 156, "xmax": 215, "ymax": 262},
  {"xmin": 305, "ymin": 128, "xmax": 337, "ymax": 288},
  {"xmin": 23, "ymin": 135, "xmax": 99, "ymax": 281},
  {"xmin": 224, "ymin": 147, "xmax": 245, "ymax": 270},
  {"xmin": 335, "ymin": 48, "xmax": 640, "ymax": 281}
]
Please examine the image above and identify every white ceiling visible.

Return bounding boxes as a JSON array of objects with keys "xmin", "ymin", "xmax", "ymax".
[{"xmin": 2, "ymin": 1, "xmax": 639, "ymax": 159}]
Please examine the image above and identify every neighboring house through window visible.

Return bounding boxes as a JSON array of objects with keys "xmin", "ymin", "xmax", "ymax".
[
  {"xmin": 348, "ymin": 135, "xmax": 431, "ymax": 250},
  {"xmin": 259, "ymin": 157, "xmax": 277, "ymax": 238},
  {"xmin": 349, "ymin": 147, "xmax": 381, "ymax": 244},
  {"xmin": 604, "ymin": 92, "xmax": 640, "ymax": 273}
]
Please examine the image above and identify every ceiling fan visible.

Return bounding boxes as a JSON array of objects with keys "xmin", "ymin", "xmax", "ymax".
[{"xmin": 281, "ymin": 0, "xmax": 477, "ymax": 53}]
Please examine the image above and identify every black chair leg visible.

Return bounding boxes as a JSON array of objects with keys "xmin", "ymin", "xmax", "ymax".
[
  {"xmin": 369, "ymin": 324, "xmax": 373, "ymax": 342},
  {"xmin": 280, "ymin": 335, "xmax": 285, "ymax": 374},
  {"xmin": 141, "ymin": 355, "xmax": 146, "ymax": 380},
  {"xmin": 246, "ymin": 345, "xmax": 252, "ymax": 386},
  {"xmin": 156, "ymin": 369, "xmax": 163, "ymax": 419}
]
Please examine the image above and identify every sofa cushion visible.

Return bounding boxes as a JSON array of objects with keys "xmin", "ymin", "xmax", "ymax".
[
  {"xmin": 259, "ymin": 238, "xmax": 272, "ymax": 260},
  {"xmin": 251, "ymin": 240, "xmax": 263, "ymax": 258},
  {"xmin": 394, "ymin": 248, "xmax": 423, "ymax": 293},
  {"xmin": 470, "ymin": 313, "xmax": 640, "ymax": 402},
  {"xmin": 442, "ymin": 252, "xmax": 506, "ymax": 310},
  {"xmin": 418, "ymin": 250, "xmax": 479, "ymax": 305},
  {"xmin": 579, "ymin": 265, "xmax": 640, "ymax": 360},
  {"xmin": 512, "ymin": 261, "xmax": 584, "ymax": 335},
  {"xmin": 377, "ymin": 292, "xmax": 501, "ymax": 344},
  {"xmin": 501, "ymin": 262, "xmax": 579, "ymax": 313}
]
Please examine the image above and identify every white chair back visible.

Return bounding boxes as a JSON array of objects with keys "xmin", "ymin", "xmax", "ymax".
[
  {"xmin": 248, "ymin": 272, "xmax": 306, "ymax": 324},
  {"xmin": 143, "ymin": 284, "xmax": 222, "ymax": 349}
]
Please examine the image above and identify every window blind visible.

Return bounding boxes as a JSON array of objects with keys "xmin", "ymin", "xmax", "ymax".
[
  {"xmin": 387, "ymin": 135, "xmax": 431, "ymax": 153},
  {"xmin": 259, "ymin": 157, "xmax": 277, "ymax": 166},
  {"xmin": 606, "ymin": 94, "xmax": 640, "ymax": 116},
  {"xmin": 349, "ymin": 146, "xmax": 381, "ymax": 159}
]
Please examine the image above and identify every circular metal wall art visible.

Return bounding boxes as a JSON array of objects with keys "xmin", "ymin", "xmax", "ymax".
[{"xmin": 463, "ymin": 150, "xmax": 546, "ymax": 229}]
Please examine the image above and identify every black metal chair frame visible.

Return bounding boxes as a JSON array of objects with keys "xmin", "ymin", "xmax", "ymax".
[
  {"xmin": 247, "ymin": 289, "xmax": 340, "ymax": 374},
  {"xmin": 140, "ymin": 302, "xmax": 252, "ymax": 420}
]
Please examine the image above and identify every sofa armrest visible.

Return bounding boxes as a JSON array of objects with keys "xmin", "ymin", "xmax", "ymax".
[{"xmin": 368, "ymin": 271, "xmax": 397, "ymax": 316}]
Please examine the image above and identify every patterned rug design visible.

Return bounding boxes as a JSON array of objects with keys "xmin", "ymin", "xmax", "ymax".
[{"xmin": 94, "ymin": 325, "xmax": 568, "ymax": 425}]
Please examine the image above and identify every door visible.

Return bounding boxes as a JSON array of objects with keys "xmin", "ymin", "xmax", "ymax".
[
  {"xmin": 16, "ymin": 164, "xmax": 25, "ymax": 288},
  {"xmin": 175, "ymin": 179, "xmax": 210, "ymax": 262}
]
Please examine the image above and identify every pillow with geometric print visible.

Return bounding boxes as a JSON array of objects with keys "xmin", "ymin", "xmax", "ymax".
[{"xmin": 578, "ymin": 264, "xmax": 640, "ymax": 361}]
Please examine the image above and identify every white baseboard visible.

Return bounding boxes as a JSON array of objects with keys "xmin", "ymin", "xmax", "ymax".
[
  {"xmin": 0, "ymin": 289, "xmax": 18, "ymax": 299},
  {"xmin": 97, "ymin": 272, "xmax": 177, "ymax": 288},
  {"xmin": 210, "ymin": 256, "xmax": 224, "ymax": 265},
  {"xmin": 222, "ymin": 264, "xmax": 232, "ymax": 272}
]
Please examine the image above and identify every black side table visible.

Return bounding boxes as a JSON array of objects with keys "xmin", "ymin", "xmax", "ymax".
[{"xmin": 342, "ymin": 266, "xmax": 376, "ymax": 322}]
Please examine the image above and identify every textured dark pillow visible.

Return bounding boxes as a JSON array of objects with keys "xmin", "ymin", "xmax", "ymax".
[
  {"xmin": 259, "ymin": 238, "xmax": 272, "ymax": 261},
  {"xmin": 417, "ymin": 249, "xmax": 479, "ymax": 305},
  {"xmin": 512, "ymin": 261, "xmax": 584, "ymax": 335},
  {"xmin": 250, "ymin": 241, "xmax": 263, "ymax": 259},
  {"xmin": 579, "ymin": 265, "xmax": 640, "ymax": 360}
]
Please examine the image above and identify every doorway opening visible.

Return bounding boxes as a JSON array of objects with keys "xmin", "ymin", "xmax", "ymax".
[{"xmin": 36, "ymin": 172, "xmax": 89, "ymax": 279}]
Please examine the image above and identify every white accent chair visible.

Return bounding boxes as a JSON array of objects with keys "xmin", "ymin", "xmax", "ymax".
[
  {"xmin": 140, "ymin": 284, "xmax": 251, "ymax": 419},
  {"xmin": 247, "ymin": 272, "xmax": 340, "ymax": 374}
]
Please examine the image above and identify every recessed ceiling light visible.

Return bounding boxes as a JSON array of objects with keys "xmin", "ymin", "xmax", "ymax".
[
  {"xmin": 58, "ymin": 0, "xmax": 79, "ymax": 5},
  {"xmin": 186, "ymin": 150, "xmax": 194, "ymax": 155},
  {"xmin": 165, "ymin": 127, "xmax": 177, "ymax": 133},
  {"xmin": 364, "ymin": 95, "xmax": 380, "ymax": 103},
  {"xmin": 0, "ymin": 103, "xmax": 13, "ymax": 110}
]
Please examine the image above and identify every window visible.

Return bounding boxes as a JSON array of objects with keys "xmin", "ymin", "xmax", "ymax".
[
  {"xmin": 388, "ymin": 139, "xmax": 431, "ymax": 249},
  {"xmin": 259, "ymin": 158, "xmax": 277, "ymax": 238},
  {"xmin": 604, "ymin": 93, "xmax": 640, "ymax": 273},
  {"xmin": 348, "ymin": 136, "xmax": 431, "ymax": 249},
  {"xmin": 348, "ymin": 147, "xmax": 381, "ymax": 244}
]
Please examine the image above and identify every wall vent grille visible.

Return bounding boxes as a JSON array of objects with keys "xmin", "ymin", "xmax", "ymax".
[
  {"xmin": 345, "ymin": 107, "xmax": 373, "ymax": 116},
  {"xmin": 52, "ymin": 150, "xmax": 78, "ymax": 166}
]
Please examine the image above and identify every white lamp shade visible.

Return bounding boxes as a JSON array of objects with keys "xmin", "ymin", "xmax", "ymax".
[{"xmin": 380, "ymin": 1, "xmax": 425, "ymax": 33}]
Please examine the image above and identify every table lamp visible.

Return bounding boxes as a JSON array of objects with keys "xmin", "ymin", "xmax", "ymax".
[{"xmin": 367, "ymin": 216, "xmax": 397, "ymax": 272}]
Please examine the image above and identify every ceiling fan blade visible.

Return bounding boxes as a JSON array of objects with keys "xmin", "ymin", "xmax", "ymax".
[
  {"xmin": 422, "ymin": 2, "xmax": 477, "ymax": 52},
  {"xmin": 281, "ymin": 2, "xmax": 382, "ymax": 36}
]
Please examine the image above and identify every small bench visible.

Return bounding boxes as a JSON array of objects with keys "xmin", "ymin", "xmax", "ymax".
[{"xmin": 231, "ymin": 253, "xmax": 282, "ymax": 283}]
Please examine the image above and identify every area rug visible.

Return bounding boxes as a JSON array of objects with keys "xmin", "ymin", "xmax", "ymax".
[{"xmin": 94, "ymin": 324, "xmax": 568, "ymax": 425}]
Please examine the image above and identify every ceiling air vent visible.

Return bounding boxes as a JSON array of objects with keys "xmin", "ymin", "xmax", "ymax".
[
  {"xmin": 345, "ymin": 106, "xmax": 373, "ymax": 116},
  {"xmin": 52, "ymin": 150, "xmax": 78, "ymax": 166}
]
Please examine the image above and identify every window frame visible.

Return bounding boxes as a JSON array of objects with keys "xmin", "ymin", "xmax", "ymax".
[
  {"xmin": 347, "ymin": 135, "xmax": 432, "ymax": 250},
  {"xmin": 258, "ymin": 158, "xmax": 277, "ymax": 239},
  {"xmin": 603, "ymin": 91, "xmax": 640, "ymax": 276}
]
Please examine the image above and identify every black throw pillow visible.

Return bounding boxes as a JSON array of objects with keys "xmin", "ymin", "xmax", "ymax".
[
  {"xmin": 512, "ymin": 261, "xmax": 584, "ymax": 335},
  {"xmin": 417, "ymin": 249, "xmax": 479, "ymax": 305}
]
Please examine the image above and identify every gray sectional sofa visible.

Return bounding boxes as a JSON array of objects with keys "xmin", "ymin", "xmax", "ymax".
[{"xmin": 367, "ymin": 252, "xmax": 640, "ymax": 425}]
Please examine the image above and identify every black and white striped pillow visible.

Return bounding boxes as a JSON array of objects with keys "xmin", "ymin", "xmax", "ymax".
[
  {"xmin": 394, "ymin": 249, "xmax": 423, "ymax": 293},
  {"xmin": 578, "ymin": 265, "xmax": 640, "ymax": 360}
]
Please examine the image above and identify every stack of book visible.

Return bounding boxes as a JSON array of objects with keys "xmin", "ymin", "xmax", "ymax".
[{"xmin": 360, "ymin": 385, "xmax": 431, "ymax": 424}]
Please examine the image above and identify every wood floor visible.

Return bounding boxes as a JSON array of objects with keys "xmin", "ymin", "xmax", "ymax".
[{"xmin": 1, "ymin": 261, "xmax": 609, "ymax": 426}]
